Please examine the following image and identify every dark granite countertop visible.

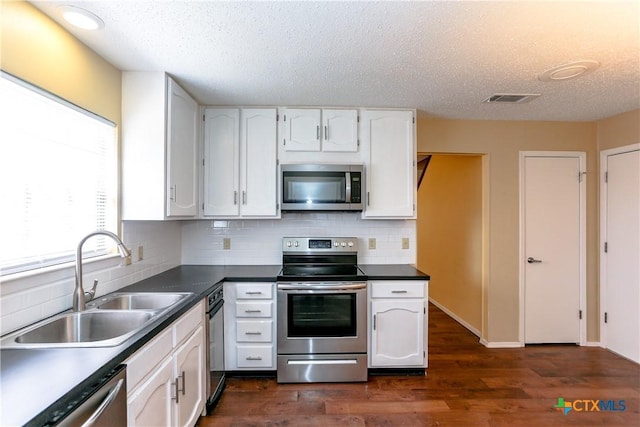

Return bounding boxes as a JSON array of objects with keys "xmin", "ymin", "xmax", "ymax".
[{"xmin": 0, "ymin": 263, "xmax": 427, "ymax": 426}]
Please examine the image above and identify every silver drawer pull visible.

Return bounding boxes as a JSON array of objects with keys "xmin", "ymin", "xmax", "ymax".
[
  {"xmin": 244, "ymin": 309, "xmax": 262, "ymax": 313},
  {"xmin": 246, "ymin": 356, "xmax": 263, "ymax": 361},
  {"xmin": 245, "ymin": 331, "xmax": 262, "ymax": 335},
  {"xmin": 245, "ymin": 291, "xmax": 263, "ymax": 295},
  {"xmin": 391, "ymin": 290, "xmax": 408, "ymax": 294}
]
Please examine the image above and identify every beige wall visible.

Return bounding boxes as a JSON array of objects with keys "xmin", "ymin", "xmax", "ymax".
[
  {"xmin": 597, "ymin": 109, "xmax": 640, "ymax": 151},
  {"xmin": 417, "ymin": 119, "xmax": 598, "ymax": 344},
  {"xmin": 417, "ymin": 155, "xmax": 483, "ymax": 333},
  {"xmin": 1, "ymin": 1, "xmax": 121, "ymax": 123}
]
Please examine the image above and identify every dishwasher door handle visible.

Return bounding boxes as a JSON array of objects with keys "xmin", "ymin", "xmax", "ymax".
[{"xmin": 80, "ymin": 378, "xmax": 124, "ymax": 427}]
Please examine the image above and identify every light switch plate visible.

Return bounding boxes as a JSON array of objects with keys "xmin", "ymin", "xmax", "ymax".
[
  {"xmin": 368, "ymin": 238, "xmax": 376, "ymax": 249},
  {"xmin": 402, "ymin": 237, "xmax": 410, "ymax": 249},
  {"xmin": 223, "ymin": 237, "xmax": 231, "ymax": 250}
]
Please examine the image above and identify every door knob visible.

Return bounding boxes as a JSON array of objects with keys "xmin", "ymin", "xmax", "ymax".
[{"xmin": 527, "ymin": 257, "xmax": 542, "ymax": 264}]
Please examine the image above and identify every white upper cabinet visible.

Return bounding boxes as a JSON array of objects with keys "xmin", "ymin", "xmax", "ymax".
[
  {"xmin": 361, "ymin": 110, "xmax": 416, "ymax": 218},
  {"xmin": 322, "ymin": 109, "xmax": 359, "ymax": 152},
  {"xmin": 203, "ymin": 108, "xmax": 240, "ymax": 217},
  {"xmin": 203, "ymin": 108, "xmax": 278, "ymax": 218},
  {"xmin": 282, "ymin": 108, "xmax": 321, "ymax": 152},
  {"xmin": 283, "ymin": 108, "xmax": 358, "ymax": 153},
  {"xmin": 167, "ymin": 79, "xmax": 199, "ymax": 216},
  {"xmin": 122, "ymin": 72, "xmax": 198, "ymax": 220}
]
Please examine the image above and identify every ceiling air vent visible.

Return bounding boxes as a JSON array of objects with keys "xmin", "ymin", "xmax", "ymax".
[{"xmin": 483, "ymin": 93, "xmax": 540, "ymax": 104}]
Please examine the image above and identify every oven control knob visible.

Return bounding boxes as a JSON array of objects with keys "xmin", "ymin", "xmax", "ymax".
[
  {"xmin": 294, "ymin": 241, "xmax": 299, "ymax": 247},
  {"xmin": 340, "ymin": 241, "xmax": 346, "ymax": 247},
  {"xmin": 286, "ymin": 241, "xmax": 292, "ymax": 247},
  {"xmin": 348, "ymin": 241, "xmax": 354, "ymax": 247},
  {"xmin": 334, "ymin": 241, "xmax": 339, "ymax": 247}
]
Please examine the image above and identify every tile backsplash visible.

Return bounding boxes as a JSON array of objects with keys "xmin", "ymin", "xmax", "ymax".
[
  {"xmin": 182, "ymin": 212, "xmax": 416, "ymax": 266},
  {"xmin": 1, "ymin": 214, "xmax": 414, "ymax": 335},
  {"xmin": 0, "ymin": 221, "xmax": 181, "ymax": 335}
]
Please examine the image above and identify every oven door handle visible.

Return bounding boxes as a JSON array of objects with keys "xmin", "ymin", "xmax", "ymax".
[{"xmin": 277, "ymin": 283, "xmax": 366, "ymax": 291}]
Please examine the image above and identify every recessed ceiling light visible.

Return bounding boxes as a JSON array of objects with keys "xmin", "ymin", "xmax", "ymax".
[
  {"xmin": 60, "ymin": 5, "xmax": 104, "ymax": 30},
  {"xmin": 538, "ymin": 60, "xmax": 599, "ymax": 82}
]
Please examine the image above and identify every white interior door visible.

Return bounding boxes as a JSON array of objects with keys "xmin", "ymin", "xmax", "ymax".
[
  {"xmin": 601, "ymin": 146, "xmax": 640, "ymax": 363},
  {"xmin": 521, "ymin": 153, "xmax": 585, "ymax": 344}
]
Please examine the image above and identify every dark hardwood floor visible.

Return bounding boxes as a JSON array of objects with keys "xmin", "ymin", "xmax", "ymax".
[{"xmin": 198, "ymin": 303, "xmax": 639, "ymax": 426}]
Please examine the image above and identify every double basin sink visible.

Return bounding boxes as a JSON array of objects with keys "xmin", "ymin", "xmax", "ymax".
[{"xmin": 1, "ymin": 292, "xmax": 192, "ymax": 349}]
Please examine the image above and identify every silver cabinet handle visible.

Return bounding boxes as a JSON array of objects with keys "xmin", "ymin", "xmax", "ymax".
[
  {"xmin": 316, "ymin": 125, "xmax": 320, "ymax": 140},
  {"xmin": 391, "ymin": 290, "xmax": 408, "ymax": 294},
  {"xmin": 242, "ymin": 190, "xmax": 247, "ymax": 205},
  {"xmin": 169, "ymin": 185, "xmax": 176, "ymax": 202},
  {"xmin": 245, "ymin": 291, "xmax": 263, "ymax": 295},
  {"xmin": 246, "ymin": 356, "xmax": 263, "ymax": 361},
  {"xmin": 245, "ymin": 331, "xmax": 262, "ymax": 335},
  {"xmin": 172, "ymin": 377, "xmax": 180, "ymax": 404},
  {"xmin": 233, "ymin": 190, "xmax": 238, "ymax": 205},
  {"xmin": 527, "ymin": 257, "xmax": 542, "ymax": 264},
  {"xmin": 324, "ymin": 125, "xmax": 328, "ymax": 141},
  {"xmin": 180, "ymin": 370, "xmax": 185, "ymax": 396},
  {"xmin": 245, "ymin": 309, "xmax": 262, "ymax": 313},
  {"xmin": 80, "ymin": 378, "xmax": 124, "ymax": 427},
  {"xmin": 373, "ymin": 314, "xmax": 377, "ymax": 330},
  {"xmin": 367, "ymin": 192, "xmax": 370, "ymax": 206}
]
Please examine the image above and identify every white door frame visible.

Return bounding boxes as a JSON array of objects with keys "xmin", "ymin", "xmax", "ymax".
[
  {"xmin": 599, "ymin": 143, "xmax": 640, "ymax": 350},
  {"xmin": 518, "ymin": 151, "xmax": 587, "ymax": 346}
]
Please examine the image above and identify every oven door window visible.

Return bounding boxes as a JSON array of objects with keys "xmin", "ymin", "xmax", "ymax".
[
  {"xmin": 282, "ymin": 172, "xmax": 346, "ymax": 204},
  {"xmin": 287, "ymin": 293, "xmax": 356, "ymax": 337}
]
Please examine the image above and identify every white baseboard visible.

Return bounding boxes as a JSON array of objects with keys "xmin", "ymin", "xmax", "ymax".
[
  {"xmin": 480, "ymin": 339, "xmax": 523, "ymax": 348},
  {"xmin": 428, "ymin": 297, "xmax": 481, "ymax": 337},
  {"xmin": 584, "ymin": 341, "xmax": 602, "ymax": 347}
]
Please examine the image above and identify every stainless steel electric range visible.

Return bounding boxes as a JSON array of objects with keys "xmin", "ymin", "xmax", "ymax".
[{"xmin": 276, "ymin": 237, "xmax": 367, "ymax": 383}]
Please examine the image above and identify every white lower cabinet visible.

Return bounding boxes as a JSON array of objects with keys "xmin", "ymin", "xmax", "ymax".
[
  {"xmin": 369, "ymin": 281, "xmax": 428, "ymax": 368},
  {"xmin": 126, "ymin": 300, "xmax": 206, "ymax": 427},
  {"xmin": 223, "ymin": 282, "xmax": 276, "ymax": 370}
]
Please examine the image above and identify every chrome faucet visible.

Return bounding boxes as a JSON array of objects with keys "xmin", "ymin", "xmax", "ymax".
[{"xmin": 74, "ymin": 230, "xmax": 131, "ymax": 311}]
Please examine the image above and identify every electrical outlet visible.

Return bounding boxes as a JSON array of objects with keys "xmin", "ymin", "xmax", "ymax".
[
  {"xmin": 223, "ymin": 237, "xmax": 231, "ymax": 250},
  {"xmin": 368, "ymin": 238, "xmax": 376, "ymax": 250},
  {"xmin": 402, "ymin": 237, "xmax": 410, "ymax": 249},
  {"xmin": 137, "ymin": 245, "xmax": 144, "ymax": 261}
]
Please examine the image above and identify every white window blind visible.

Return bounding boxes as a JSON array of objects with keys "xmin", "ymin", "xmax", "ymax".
[{"xmin": 0, "ymin": 72, "xmax": 118, "ymax": 276}]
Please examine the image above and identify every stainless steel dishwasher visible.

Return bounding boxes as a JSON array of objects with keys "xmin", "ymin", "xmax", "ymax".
[
  {"xmin": 206, "ymin": 282, "xmax": 225, "ymax": 411},
  {"xmin": 56, "ymin": 364, "xmax": 127, "ymax": 426}
]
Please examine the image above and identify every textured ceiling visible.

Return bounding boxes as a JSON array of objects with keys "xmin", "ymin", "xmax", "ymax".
[{"xmin": 32, "ymin": 0, "xmax": 640, "ymax": 121}]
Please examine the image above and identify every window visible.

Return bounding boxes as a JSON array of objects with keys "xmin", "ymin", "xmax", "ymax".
[{"xmin": 0, "ymin": 72, "xmax": 118, "ymax": 276}]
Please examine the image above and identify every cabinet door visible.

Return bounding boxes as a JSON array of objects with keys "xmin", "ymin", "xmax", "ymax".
[
  {"xmin": 241, "ymin": 108, "xmax": 278, "ymax": 216},
  {"xmin": 322, "ymin": 109, "xmax": 358, "ymax": 152},
  {"xmin": 203, "ymin": 108, "xmax": 240, "ymax": 216},
  {"xmin": 173, "ymin": 326, "xmax": 205, "ymax": 427},
  {"xmin": 371, "ymin": 299, "xmax": 424, "ymax": 367},
  {"xmin": 166, "ymin": 78, "xmax": 198, "ymax": 217},
  {"xmin": 283, "ymin": 108, "xmax": 321, "ymax": 152},
  {"xmin": 362, "ymin": 110, "xmax": 415, "ymax": 218},
  {"xmin": 128, "ymin": 357, "xmax": 173, "ymax": 427}
]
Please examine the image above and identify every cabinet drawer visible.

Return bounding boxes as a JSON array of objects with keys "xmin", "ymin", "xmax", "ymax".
[
  {"xmin": 370, "ymin": 281, "xmax": 425, "ymax": 298},
  {"xmin": 174, "ymin": 300, "xmax": 204, "ymax": 346},
  {"xmin": 125, "ymin": 327, "xmax": 172, "ymax": 393},
  {"xmin": 236, "ymin": 301, "xmax": 272, "ymax": 318},
  {"xmin": 236, "ymin": 345, "xmax": 274, "ymax": 368},
  {"xmin": 236, "ymin": 283, "xmax": 273, "ymax": 299},
  {"xmin": 236, "ymin": 320, "xmax": 273, "ymax": 342}
]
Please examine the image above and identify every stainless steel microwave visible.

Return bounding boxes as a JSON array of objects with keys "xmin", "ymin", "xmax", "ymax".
[{"xmin": 281, "ymin": 164, "xmax": 364, "ymax": 211}]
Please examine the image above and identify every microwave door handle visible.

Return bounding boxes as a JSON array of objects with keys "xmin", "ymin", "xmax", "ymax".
[{"xmin": 345, "ymin": 172, "xmax": 352, "ymax": 203}]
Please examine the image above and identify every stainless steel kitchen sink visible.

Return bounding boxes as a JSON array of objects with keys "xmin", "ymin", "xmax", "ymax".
[
  {"xmin": 86, "ymin": 292, "xmax": 190, "ymax": 311},
  {"xmin": 2, "ymin": 311, "xmax": 154, "ymax": 348},
  {"xmin": 1, "ymin": 292, "xmax": 194, "ymax": 349}
]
